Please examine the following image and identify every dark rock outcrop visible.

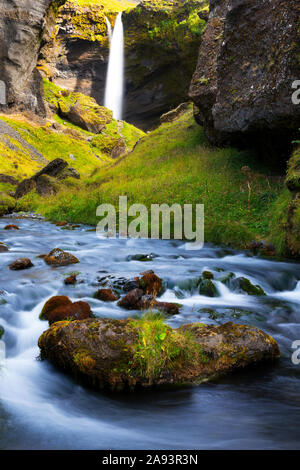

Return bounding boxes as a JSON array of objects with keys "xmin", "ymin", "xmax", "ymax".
[
  {"xmin": 189, "ymin": 0, "xmax": 300, "ymax": 161},
  {"xmin": 15, "ymin": 158, "xmax": 79, "ymax": 199},
  {"xmin": 38, "ymin": 318, "xmax": 280, "ymax": 391},
  {"xmin": 0, "ymin": 0, "xmax": 66, "ymax": 114}
]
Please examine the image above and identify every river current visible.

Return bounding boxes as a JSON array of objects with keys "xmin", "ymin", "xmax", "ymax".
[{"xmin": 0, "ymin": 216, "xmax": 300, "ymax": 449}]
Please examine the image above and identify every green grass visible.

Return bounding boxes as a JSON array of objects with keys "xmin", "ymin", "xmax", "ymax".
[
  {"xmin": 129, "ymin": 312, "xmax": 207, "ymax": 383},
  {"xmin": 20, "ymin": 105, "xmax": 283, "ymax": 248}
]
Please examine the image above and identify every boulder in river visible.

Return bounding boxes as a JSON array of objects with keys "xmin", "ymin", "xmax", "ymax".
[
  {"xmin": 0, "ymin": 325, "xmax": 4, "ymax": 340},
  {"xmin": 64, "ymin": 274, "xmax": 77, "ymax": 285},
  {"xmin": 138, "ymin": 271, "xmax": 163, "ymax": 296},
  {"xmin": 231, "ymin": 277, "xmax": 266, "ymax": 296},
  {"xmin": 44, "ymin": 248, "xmax": 79, "ymax": 267},
  {"xmin": 40, "ymin": 295, "xmax": 93, "ymax": 325},
  {"xmin": 4, "ymin": 224, "xmax": 19, "ymax": 230},
  {"xmin": 198, "ymin": 279, "xmax": 219, "ymax": 297},
  {"xmin": 38, "ymin": 318, "xmax": 280, "ymax": 391},
  {"xmin": 9, "ymin": 258, "xmax": 34, "ymax": 271},
  {"xmin": 94, "ymin": 288, "xmax": 120, "ymax": 302}
]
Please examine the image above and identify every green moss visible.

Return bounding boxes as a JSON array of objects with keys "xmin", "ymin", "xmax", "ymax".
[
  {"xmin": 0, "ymin": 191, "xmax": 16, "ymax": 216},
  {"xmin": 73, "ymin": 349, "xmax": 96, "ymax": 372}
]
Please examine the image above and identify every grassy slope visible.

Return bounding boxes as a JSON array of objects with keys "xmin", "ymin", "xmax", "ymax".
[{"xmin": 18, "ymin": 106, "xmax": 283, "ymax": 248}]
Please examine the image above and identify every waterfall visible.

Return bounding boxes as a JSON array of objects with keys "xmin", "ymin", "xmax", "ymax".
[
  {"xmin": 104, "ymin": 12, "xmax": 124, "ymax": 121},
  {"xmin": 105, "ymin": 16, "xmax": 112, "ymax": 42}
]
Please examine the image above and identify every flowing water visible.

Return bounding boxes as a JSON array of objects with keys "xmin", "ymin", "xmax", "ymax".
[
  {"xmin": 104, "ymin": 13, "xmax": 124, "ymax": 120},
  {"xmin": 0, "ymin": 216, "xmax": 300, "ymax": 450}
]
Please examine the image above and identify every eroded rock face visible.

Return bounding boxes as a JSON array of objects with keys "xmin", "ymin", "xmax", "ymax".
[
  {"xmin": 189, "ymin": 0, "xmax": 300, "ymax": 161},
  {"xmin": 0, "ymin": 0, "xmax": 66, "ymax": 114},
  {"xmin": 38, "ymin": 318, "xmax": 280, "ymax": 391}
]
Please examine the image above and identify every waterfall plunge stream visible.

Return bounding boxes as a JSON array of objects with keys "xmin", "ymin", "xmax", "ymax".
[{"xmin": 104, "ymin": 13, "xmax": 124, "ymax": 120}]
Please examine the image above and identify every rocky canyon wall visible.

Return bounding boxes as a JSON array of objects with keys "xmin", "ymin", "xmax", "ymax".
[{"xmin": 0, "ymin": 0, "xmax": 66, "ymax": 115}]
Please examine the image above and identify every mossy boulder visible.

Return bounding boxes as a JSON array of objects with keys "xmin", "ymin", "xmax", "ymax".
[
  {"xmin": 198, "ymin": 279, "xmax": 219, "ymax": 297},
  {"xmin": 44, "ymin": 80, "xmax": 113, "ymax": 133},
  {"xmin": 0, "ymin": 325, "xmax": 4, "ymax": 340},
  {"xmin": 38, "ymin": 318, "xmax": 280, "ymax": 391},
  {"xmin": 231, "ymin": 277, "xmax": 266, "ymax": 296}
]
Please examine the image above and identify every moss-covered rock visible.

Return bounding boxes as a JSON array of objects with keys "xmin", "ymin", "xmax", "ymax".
[
  {"xmin": 231, "ymin": 277, "xmax": 266, "ymax": 296},
  {"xmin": 198, "ymin": 279, "xmax": 219, "ymax": 297},
  {"xmin": 38, "ymin": 317, "xmax": 280, "ymax": 391},
  {"xmin": 0, "ymin": 325, "xmax": 4, "ymax": 340},
  {"xmin": 44, "ymin": 80, "xmax": 113, "ymax": 133}
]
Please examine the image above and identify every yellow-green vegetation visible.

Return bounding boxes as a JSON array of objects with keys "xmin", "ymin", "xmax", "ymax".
[
  {"xmin": 71, "ymin": 0, "xmax": 136, "ymax": 12},
  {"xmin": 129, "ymin": 312, "xmax": 207, "ymax": 383},
  {"xmin": 270, "ymin": 144, "xmax": 300, "ymax": 256},
  {"xmin": 43, "ymin": 78, "xmax": 113, "ymax": 133},
  {"xmin": 61, "ymin": 0, "xmax": 136, "ymax": 43},
  {"xmin": 19, "ymin": 105, "xmax": 283, "ymax": 249},
  {"xmin": 0, "ymin": 80, "xmax": 144, "ymax": 185}
]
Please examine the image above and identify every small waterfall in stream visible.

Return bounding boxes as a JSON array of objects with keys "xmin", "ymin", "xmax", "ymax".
[{"xmin": 104, "ymin": 13, "xmax": 124, "ymax": 120}]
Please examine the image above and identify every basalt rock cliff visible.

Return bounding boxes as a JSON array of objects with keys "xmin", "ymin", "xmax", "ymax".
[
  {"xmin": 0, "ymin": 0, "xmax": 66, "ymax": 115},
  {"xmin": 189, "ymin": 0, "xmax": 300, "ymax": 162}
]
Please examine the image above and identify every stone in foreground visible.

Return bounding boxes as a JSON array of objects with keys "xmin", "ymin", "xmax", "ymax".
[{"xmin": 38, "ymin": 319, "xmax": 280, "ymax": 392}]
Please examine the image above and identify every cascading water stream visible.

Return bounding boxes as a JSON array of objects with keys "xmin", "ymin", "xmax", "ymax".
[
  {"xmin": 105, "ymin": 16, "xmax": 112, "ymax": 42},
  {"xmin": 104, "ymin": 13, "xmax": 124, "ymax": 120}
]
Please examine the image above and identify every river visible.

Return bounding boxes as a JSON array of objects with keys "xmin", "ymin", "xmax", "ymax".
[{"xmin": 0, "ymin": 215, "xmax": 300, "ymax": 449}]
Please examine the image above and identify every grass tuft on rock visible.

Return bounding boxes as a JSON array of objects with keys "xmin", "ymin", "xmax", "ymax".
[{"xmin": 128, "ymin": 312, "xmax": 207, "ymax": 383}]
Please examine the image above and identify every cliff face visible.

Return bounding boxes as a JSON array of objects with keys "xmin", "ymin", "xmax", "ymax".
[
  {"xmin": 38, "ymin": 0, "xmax": 208, "ymax": 129},
  {"xmin": 0, "ymin": 0, "xmax": 66, "ymax": 115},
  {"xmin": 189, "ymin": 0, "xmax": 300, "ymax": 162}
]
